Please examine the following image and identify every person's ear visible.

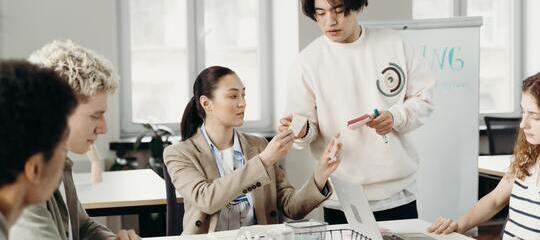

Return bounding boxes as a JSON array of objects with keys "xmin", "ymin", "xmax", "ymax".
[
  {"xmin": 24, "ymin": 153, "xmax": 45, "ymax": 185},
  {"xmin": 200, "ymin": 95, "xmax": 212, "ymax": 112}
]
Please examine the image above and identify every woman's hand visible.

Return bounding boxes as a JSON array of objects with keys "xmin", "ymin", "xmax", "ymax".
[
  {"xmin": 116, "ymin": 229, "xmax": 140, "ymax": 240},
  {"xmin": 259, "ymin": 130, "xmax": 295, "ymax": 168},
  {"xmin": 427, "ymin": 217, "xmax": 461, "ymax": 235},
  {"xmin": 314, "ymin": 134, "xmax": 342, "ymax": 189}
]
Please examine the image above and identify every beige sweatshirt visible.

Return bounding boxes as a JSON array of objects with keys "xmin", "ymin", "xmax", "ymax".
[{"xmin": 286, "ymin": 26, "xmax": 435, "ymax": 202}]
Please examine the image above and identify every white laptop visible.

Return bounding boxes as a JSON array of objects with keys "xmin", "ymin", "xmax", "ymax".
[{"xmin": 331, "ymin": 177, "xmax": 437, "ymax": 240}]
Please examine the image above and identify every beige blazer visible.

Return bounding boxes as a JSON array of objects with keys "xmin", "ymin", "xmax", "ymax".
[
  {"xmin": 10, "ymin": 159, "xmax": 116, "ymax": 240},
  {"xmin": 164, "ymin": 129, "xmax": 331, "ymax": 234}
]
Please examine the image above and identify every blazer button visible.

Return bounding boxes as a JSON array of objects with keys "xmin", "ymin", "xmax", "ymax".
[
  {"xmin": 256, "ymin": 182, "xmax": 261, "ymax": 187},
  {"xmin": 247, "ymin": 186, "xmax": 253, "ymax": 191},
  {"xmin": 251, "ymin": 184, "xmax": 257, "ymax": 189},
  {"xmin": 242, "ymin": 189, "xmax": 248, "ymax": 194},
  {"xmin": 270, "ymin": 210, "xmax": 277, "ymax": 217},
  {"xmin": 195, "ymin": 220, "xmax": 202, "ymax": 227}
]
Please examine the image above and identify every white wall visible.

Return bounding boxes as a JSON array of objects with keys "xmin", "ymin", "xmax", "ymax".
[
  {"xmin": 297, "ymin": 0, "xmax": 413, "ymax": 50},
  {"xmin": 524, "ymin": 0, "xmax": 540, "ymax": 77},
  {"xmin": 0, "ymin": 0, "xmax": 120, "ymax": 172}
]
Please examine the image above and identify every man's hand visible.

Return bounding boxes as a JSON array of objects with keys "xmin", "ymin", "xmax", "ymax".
[{"xmin": 366, "ymin": 111, "xmax": 393, "ymax": 135}]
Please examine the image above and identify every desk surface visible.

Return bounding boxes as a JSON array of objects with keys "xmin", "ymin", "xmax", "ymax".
[
  {"xmin": 143, "ymin": 219, "xmax": 472, "ymax": 239},
  {"xmin": 478, "ymin": 155, "xmax": 512, "ymax": 178},
  {"xmin": 74, "ymin": 169, "xmax": 182, "ymax": 209}
]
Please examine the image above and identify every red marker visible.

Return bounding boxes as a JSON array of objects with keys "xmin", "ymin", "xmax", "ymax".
[{"xmin": 347, "ymin": 114, "xmax": 371, "ymax": 129}]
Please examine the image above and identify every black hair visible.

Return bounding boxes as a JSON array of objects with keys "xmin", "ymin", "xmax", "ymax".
[
  {"xmin": 301, "ymin": 0, "xmax": 368, "ymax": 21},
  {"xmin": 180, "ymin": 66, "xmax": 235, "ymax": 140},
  {"xmin": 0, "ymin": 60, "xmax": 77, "ymax": 187}
]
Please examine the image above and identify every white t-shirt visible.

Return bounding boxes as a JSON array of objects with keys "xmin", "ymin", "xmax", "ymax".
[
  {"xmin": 288, "ymin": 25, "xmax": 434, "ymax": 210},
  {"xmin": 215, "ymin": 148, "xmax": 256, "ymax": 231}
]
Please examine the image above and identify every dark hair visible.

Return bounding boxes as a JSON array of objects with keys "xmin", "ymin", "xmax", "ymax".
[
  {"xmin": 180, "ymin": 66, "xmax": 235, "ymax": 140},
  {"xmin": 0, "ymin": 60, "xmax": 77, "ymax": 187},
  {"xmin": 301, "ymin": 0, "xmax": 368, "ymax": 21}
]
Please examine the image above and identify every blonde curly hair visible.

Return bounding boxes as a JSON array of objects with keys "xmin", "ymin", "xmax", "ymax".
[{"xmin": 29, "ymin": 40, "xmax": 118, "ymax": 101}]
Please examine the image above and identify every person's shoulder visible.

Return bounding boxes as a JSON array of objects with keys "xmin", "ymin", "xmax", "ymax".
[
  {"xmin": 299, "ymin": 36, "xmax": 327, "ymax": 59},
  {"xmin": 365, "ymin": 26, "xmax": 401, "ymax": 38},
  {"xmin": 364, "ymin": 26, "xmax": 403, "ymax": 44},
  {"xmin": 164, "ymin": 138, "xmax": 199, "ymax": 157}
]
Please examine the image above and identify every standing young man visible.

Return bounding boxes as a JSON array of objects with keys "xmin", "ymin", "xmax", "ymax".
[
  {"xmin": 10, "ymin": 41, "xmax": 139, "ymax": 240},
  {"xmin": 0, "ymin": 60, "xmax": 77, "ymax": 239},
  {"xmin": 279, "ymin": 0, "xmax": 434, "ymax": 222}
]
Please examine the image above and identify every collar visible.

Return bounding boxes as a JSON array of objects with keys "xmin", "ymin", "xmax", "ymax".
[{"xmin": 200, "ymin": 123, "xmax": 243, "ymax": 156}]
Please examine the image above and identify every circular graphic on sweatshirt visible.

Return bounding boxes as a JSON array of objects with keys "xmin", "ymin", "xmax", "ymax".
[{"xmin": 376, "ymin": 62, "xmax": 406, "ymax": 97}]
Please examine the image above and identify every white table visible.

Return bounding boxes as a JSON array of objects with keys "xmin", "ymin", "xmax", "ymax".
[
  {"xmin": 74, "ymin": 169, "xmax": 182, "ymax": 210},
  {"xmin": 478, "ymin": 155, "xmax": 512, "ymax": 178},
  {"xmin": 74, "ymin": 169, "xmax": 183, "ymax": 235},
  {"xmin": 143, "ymin": 219, "xmax": 473, "ymax": 239}
]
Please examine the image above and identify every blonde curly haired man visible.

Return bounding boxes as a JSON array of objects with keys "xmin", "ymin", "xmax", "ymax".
[{"xmin": 10, "ymin": 40, "xmax": 140, "ymax": 240}]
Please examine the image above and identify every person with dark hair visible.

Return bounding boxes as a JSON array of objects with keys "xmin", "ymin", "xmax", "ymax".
[
  {"xmin": 0, "ymin": 60, "xmax": 77, "ymax": 240},
  {"xmin": 427, "ymin": 73, "xmax": 540, "ymax": 239},
  {"xmin": 10, "ymin": 40, "xmax": 139, "ymax": 240},
  {"xmin": 165, "ymin": 66, "xmax": 342, "ymax": 234},
  {"xmin": 278, "ymin": 0, "xmax": 435, "ymax": 222}
]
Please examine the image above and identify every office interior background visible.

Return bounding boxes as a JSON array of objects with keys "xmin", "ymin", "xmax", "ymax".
[{"xmin": 1, "ymin": 0, "xmax": 540, "ymax": 238}]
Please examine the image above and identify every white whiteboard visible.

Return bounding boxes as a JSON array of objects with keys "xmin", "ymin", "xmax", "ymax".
[{"xmin": 364, "ymin": 17, "xmax": 482, "ymax": 221}]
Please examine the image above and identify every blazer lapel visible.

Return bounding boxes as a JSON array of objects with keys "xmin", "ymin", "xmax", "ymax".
[
  {"xmin": 191, "ymin": 129, "xmax": 220, "ymax": 181},
  {"xmin": 238, "ymin": 133, "xmax": 270, "ymax": 224}
]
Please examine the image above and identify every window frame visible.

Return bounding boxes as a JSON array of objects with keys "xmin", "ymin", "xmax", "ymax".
[
  {"xmin": 413, "ymin": 0, "xmax": 523, "ymax": 117},
  {"xmin": 460, "ymin": 0, "xmax": 522, "ymax": 117},
  {"xmin": 118, "ymin": 0, "xmax": 274, "ymax": 137}
]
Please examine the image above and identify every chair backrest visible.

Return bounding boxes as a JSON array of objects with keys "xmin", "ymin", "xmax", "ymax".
[
  {"xmin": 163, "ymin": 163, "xmax": 184, "ymax": 236},
  {"xmin": 484, "ymin": 117, "xmax": 521, "ymax": 155}
]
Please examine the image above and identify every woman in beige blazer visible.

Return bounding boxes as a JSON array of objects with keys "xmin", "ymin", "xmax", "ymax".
[{"xmin": 164, "ymin": 66, "xmax": 342, "ymax": 234}]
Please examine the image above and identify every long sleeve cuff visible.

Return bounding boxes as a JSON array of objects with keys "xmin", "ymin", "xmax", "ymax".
[
  {"xmin": 320, "ymin": 183, "xmax": 330, "ymax": 197},
  {"xmin": 388, "ymin": 104, "xmax": 406, "ymax": 131},
  {"xmin": 293, "ymin": 121, "xmax": 317, "ymax": 149}
]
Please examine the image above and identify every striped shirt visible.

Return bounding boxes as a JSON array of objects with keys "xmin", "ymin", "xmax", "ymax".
[{"xmin": 503, "ymin": 166, "xmax": 540, "ymax": 240}]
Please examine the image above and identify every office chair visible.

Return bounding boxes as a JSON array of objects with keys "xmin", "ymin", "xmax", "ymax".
[
  {"xmin": 484, "ymin": 117, "xmax": 521, "ymax": 155},
  {"xmin": 479, "ymin": 117, "xmax": 520, "ymax": 233},
  {"xmin": 163, "ymin": 163, "xmax": 184, "ymax": 235}
]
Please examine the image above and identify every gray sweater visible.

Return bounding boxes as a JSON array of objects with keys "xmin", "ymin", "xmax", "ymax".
[
  {"xmin": 10, "ymin": 159, "xmax": 115, "ymax": 240},
  {"xmin": 0, "ymin": 212, "xmax": 7, "ymax": 240}
]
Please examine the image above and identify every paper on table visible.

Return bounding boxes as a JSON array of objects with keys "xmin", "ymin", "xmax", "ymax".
[{"xmin": 86, "ymin": 144, "xmax": 103, "ymax": 184}]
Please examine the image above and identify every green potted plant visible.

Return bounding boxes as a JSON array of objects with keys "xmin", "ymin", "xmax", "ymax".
[{"xmin": 134, "ymin": 123, "xmax": 173, "ymax": 177}]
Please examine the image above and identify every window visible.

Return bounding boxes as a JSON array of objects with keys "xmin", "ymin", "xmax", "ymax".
[
  {"xmin": 413, "ymin": 0, "xmax": 521, "ymax": 114},
  {"xmin": 119, "ymin": 0, "xmax": 272, "ymax": 136},
  {"xmin": 413, "ymin": 0, "xmax": 453, "ymax": 19}
]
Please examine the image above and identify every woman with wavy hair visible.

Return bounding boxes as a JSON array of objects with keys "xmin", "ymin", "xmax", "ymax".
[{"xmin": 427, "ymin": 73, "xmax": 540, "ymax": 239}]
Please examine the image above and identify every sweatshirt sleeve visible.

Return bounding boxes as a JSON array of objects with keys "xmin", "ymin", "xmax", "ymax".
[
  {"xmin": 285, "ymin": 58, "xmax": 320, "ymax": 149},
  {"xmin": 388, "ymin": 37, "xmax": 435, "ymax": 133}
]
